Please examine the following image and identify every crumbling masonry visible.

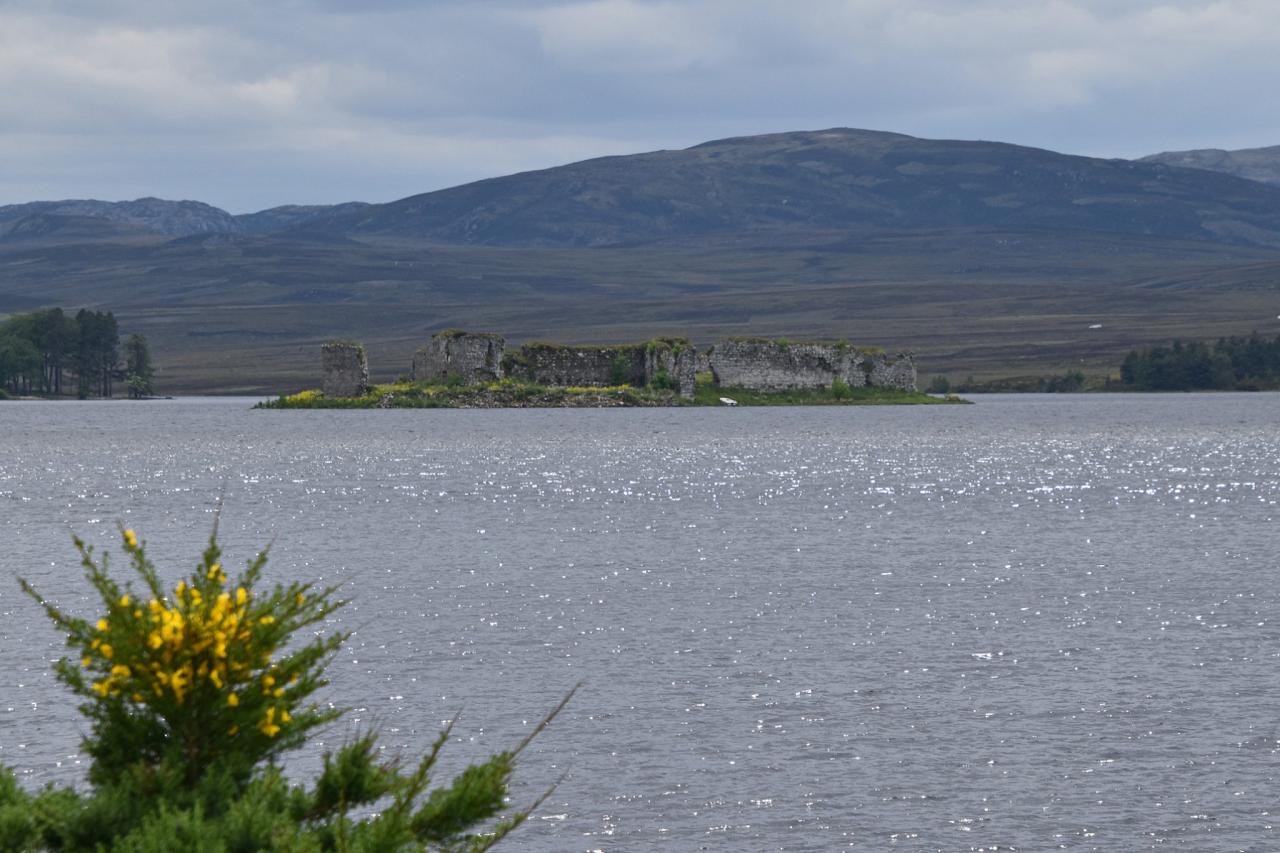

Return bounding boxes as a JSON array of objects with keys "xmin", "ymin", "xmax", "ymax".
[{"xmin": 321, "ymin": 331, "xmax": 917, "ymax": 397}]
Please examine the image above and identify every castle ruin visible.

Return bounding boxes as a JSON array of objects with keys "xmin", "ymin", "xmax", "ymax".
[
  {"xmin": 320, "ymin": 331, "xmax": 917, "ymax": 399},
  {"xmin": 320, "ymin": 342, "xmax": 368, "ymax": 397}
]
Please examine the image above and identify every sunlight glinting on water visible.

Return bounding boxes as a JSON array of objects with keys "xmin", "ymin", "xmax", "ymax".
[{"xmin": 1, "ymin": 394, "xmax": 1278, "ymax": 851}]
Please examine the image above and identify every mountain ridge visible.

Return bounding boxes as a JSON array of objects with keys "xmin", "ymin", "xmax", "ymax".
[
  {"xmin": 6, "ymin": 128, "xmax": 1280, "ymax": 249},
  {"xmin": 1140, "ymin": 144, "xmax": 1280, "ymax": 188},
  {"xmin": 4, "ymin": 127, "xmax": 1280, "ymax": 392},
  {"xmin": 303, "ymin": 127, "xmax": 1280, "ymax": 247},
  {"xmin": 0, "ymin": 197, "xmax": 372, "ymax": 239}
]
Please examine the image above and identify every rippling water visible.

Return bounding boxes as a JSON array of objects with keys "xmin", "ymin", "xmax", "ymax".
[{"xmin": 2, "ymin": 394, "xmax": 1279, "ymax": 851}]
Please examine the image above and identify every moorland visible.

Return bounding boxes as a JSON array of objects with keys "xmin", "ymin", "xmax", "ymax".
[{"xmin": 3, "ymin": 128, "xmax": 1280, "ymax": 394}]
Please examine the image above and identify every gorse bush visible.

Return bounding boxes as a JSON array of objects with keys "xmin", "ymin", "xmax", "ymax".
[{"xmin": 2, "ymin": 526, "xmax": 570, "ymax": 851}]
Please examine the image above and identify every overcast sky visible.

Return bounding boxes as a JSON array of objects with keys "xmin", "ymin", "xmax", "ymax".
[{"xmin": 3, "ymin": 0, "xmax": 1279, "ymax": 212}]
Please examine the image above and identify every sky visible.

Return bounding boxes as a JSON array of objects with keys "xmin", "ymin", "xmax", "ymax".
[{"xmin": 3, "ymin": 0, "xmax": 1280, "ymax": 213}]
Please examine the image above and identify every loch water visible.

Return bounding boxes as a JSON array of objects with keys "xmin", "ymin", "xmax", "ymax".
[{"xmin": 2, "ymin": 394, "xmax": 1279, "ymax": 851}]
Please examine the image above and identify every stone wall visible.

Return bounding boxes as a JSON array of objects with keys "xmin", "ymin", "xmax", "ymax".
[
  {"xmin": 512, "ymin": 343, "xmax": 646, "ymax": 388},
  {"xmin": 321, "ymin": 342, "xmax": 368, "ymax": 397},
  {"xmin": 412, "ymin": 330, "xmax": 505, "ymax": 383},
  {"xmin": 643, "ymin": 339, "xmax": 697, "ymax": 398},
  {"xmin": 709, "ymin": 339, "xmax": 916, "ymax": 392},
  {"xmin": 867, "ymin": 354, "xmax": 918, "ymax": 391},
  {"xmin": 324, "ymin": 333, "xmax": 915, "ymax": 400},
  {"xmin": 510, "ymin": 338, "xmax": 696, "ymax": 398}
]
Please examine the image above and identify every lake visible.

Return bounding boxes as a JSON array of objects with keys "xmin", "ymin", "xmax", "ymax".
[{"xmin": 2, "ymin": 394, "xmax": 1278, "ymax": 851}]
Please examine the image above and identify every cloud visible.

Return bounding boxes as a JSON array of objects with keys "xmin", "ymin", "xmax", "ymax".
[
  {"xmin": 1, "ymin": 1, "xmax": 1279, "ymax": 210},
  {"xmin": 528, "ymin": 0, "xmax": 732, "ymax": 73}
]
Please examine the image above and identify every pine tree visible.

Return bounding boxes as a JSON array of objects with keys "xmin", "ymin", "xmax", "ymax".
[{"xmin": 124, "ymin": 333, "xmax": 155, "ymax": 398}]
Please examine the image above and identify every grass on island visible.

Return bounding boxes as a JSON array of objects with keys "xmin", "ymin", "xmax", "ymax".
[
  {"xmin": 690, "ymin": 374, "xmax": 964, "ymax": 406},
  {"xmin": 257, "ymin": 375, "xmax": 966, "ymax": 409}
]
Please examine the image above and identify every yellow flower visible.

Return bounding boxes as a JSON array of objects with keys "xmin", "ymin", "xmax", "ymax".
[
  {"xmin": 96, "ymin": 619, "xmax": 108, "ymax": 632},
  {"xmin": 100, "ymin": 644, "xmax": 113, "ymax": 659},
  {"xmin": 258, "ymin": 706, "xmax": 281, "ymax": 738},
  {"xmin": 92, "ymin": 680, "xmax": 111, "ymax": 697},
  {"xmin": 123, "ymin": 529, "xmax": 138, "ymax": 548},
  {"xmin": 118, "ymin": 594, "xmax": 130, "ymax": 607},
  {"xmin": 227, "ymin": 692, "xmax": 240, "ymax": 707},
  {"xmin": 236, "ymin": 587, "xmax": 248, "ymax": 606},
  {"xmin": 81, "ymin": 657, "xmax": 91, "ymax": 668},
  {"xmin": 111, "ymin": 664, "xmax": 131, "ymax": 678},
  {"xmin": 259, "ymin": 615, "xmax": 274, "ymax": 626},
  {"xmin": 274, "ymin": 687, "xmax": 285, "ymax": 698},
  {"xmin": 262, "ymin": 675, "xmax": 275, "ymax": 688},
  {"xmin": 296, "ymin": 592, "xmax": 305, "ymax": 606}
]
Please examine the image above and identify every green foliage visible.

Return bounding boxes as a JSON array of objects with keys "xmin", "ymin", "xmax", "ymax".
[
  {"xmin": 0, "ymin": 307, "xmax": 124, "ymax": 397},
  {"xmin": 926, "ymin": 375, "xmax": 950, "ymax": 394},
  {"xmin": 648, "ymin": 367, "xmax": 674, "ymax": 391},
  {"xmin": 830, "ymin": 377, "xmax": 851, "ymax": 399},
  {"xmin": 259, "ymin": 375, "xmax": 959, "ymax": 409},
  {"xmin": 643, "ymin": 337, "xmax": 691, "ymax": 355},
  {"xmin": 124, "ymin": 334, "xmax": 155, "ymax": 398},
  {"xmin": 609, "ymin": 352, "xmax": 629, "ymax": 386},
  {"xmin": 1040, "ymin": 370, "xmax": 1085, "ymax": 392},
  {"xmin": 498, "ymin": 350, "xmax": 529, "ymax": 380},
  {"xmin": 1120, "ymin": 334, "xmax": 1280, "ymax": 390},
  {"xmin": 76, "ymin": 309, "xmax": 120, "ymax": 398},
  {"xmin": 691, "ymin": 375, "xmax": 963, "ymax": 406},
  {"xmin": 435, "ymin": 329, "xmax": 503, "ymax": 341},
  {"xmin": 6, "ymin": 526, "xmax": 570, "ymax": 851}
]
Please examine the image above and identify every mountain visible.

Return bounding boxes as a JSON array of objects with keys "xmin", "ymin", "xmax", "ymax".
[
  {"xmin": 234, "ymin": 202, "xmax": 373, "ymax": 234},
  {"xmin": 0, "ymin": 198, "xmax": 237, "ymax": 238},
  {"xmin": 4, "ymin": 128, "xmax": 1280, "ymax": 393},
  {"xmin": 0, "ymin": 212, "xmax": 155, "ymax": 244},
  {"xmin": 308, "ymin": 128, "xmax": 1280, "ymax": 248},
  {"xmin": 1140, "ymin": 144, "xmax": 1280, "ymax": 188},
  {"xmin": 0, "ymin": 198, "xmax": 369, "ymax": 241},
  {"xmin": 9, "ymin": 130, "xmax": 1280, "ymax": 249}
]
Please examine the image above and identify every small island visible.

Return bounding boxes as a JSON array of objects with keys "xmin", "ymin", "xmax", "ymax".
[{"xmin": 257, "ymin": 331, "xmax": 965, "ymax": 409}]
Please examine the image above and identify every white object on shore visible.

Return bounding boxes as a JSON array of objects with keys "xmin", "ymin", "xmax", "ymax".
[{"xmin": 719, "ymin": 397, "xmax": 738, "ymax": 407}]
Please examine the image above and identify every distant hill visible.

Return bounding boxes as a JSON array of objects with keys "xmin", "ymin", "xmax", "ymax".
[
  {"xmin": 8, "ymin": 130, "xmax": 1280, "ymax": 249},
  {"xmin": 307, "ymin": 128, "xmax": 1280, "ymax": 248},
  {"xmin": 234, "ymin": 202, "xmax": 373, "ymax": 235},
  {"xmin": 0, "ymin": 197, "xmax": 369, "ymax": 241},
  {"xmin": 0, "ymin": 198, "xmax": 237, "ymax": 238},
  {"xmin": 0, "ymin": 212, "xmax": 154, "ymax": 244},
  {"xmin": 4, "ymin": 128, "xmax": 1280, "ymax": 392},
  {"xmin": 1141, "ymin": 145, "xmax": 1280, "ymax": 188}
]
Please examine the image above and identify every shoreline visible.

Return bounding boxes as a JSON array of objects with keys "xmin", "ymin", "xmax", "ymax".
[{"xmin": 255, "ymin": 380, "xmax": 967, "ymax": 409}]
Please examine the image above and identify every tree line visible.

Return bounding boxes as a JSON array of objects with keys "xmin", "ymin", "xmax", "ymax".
[
  {"xmin": 0, "ymin": 307, "xmax": 154, "ymax": 398},
  {"xmin": 1120, "ymin": 334, "xmax": 1280, "ymax": 391}
]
